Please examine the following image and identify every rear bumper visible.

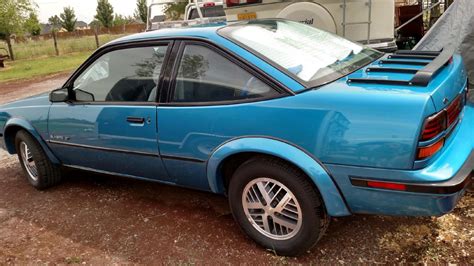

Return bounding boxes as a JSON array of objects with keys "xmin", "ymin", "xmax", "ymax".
[
  {"xmin": 326, "ymin": 103, "xmax": 474, "ymax": 216},
  {"xmin": 328, "ymin": 153, "xmax": 472, "ymax": 217},
  {"xmin": 350, "ymin": 155, "xmax": 473, "ymax": 195},
  {"xmin": 349, "ymin": 153, "xmax": 472, "ymax": 215}
]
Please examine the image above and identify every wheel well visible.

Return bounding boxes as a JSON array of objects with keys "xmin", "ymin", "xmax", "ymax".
[
  {"xmin": 219, "ymin": 152, "xmax": 322, "ymax": 196},
  {"xmin": 3, "ymin": 125, "xmax": 24, "ymax": 154},
  {"xmin": 220, "ymin": 152, "xmax": 258, "ymax": 193}
]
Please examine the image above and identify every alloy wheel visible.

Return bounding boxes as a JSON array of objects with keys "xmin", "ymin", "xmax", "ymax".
[
  {"xmin": 242, "ymin": 177, "xmax": 303, "ymax": 240},
  {"xmin": 19, "ymin": 141, "xmax": 39, "ymax": 181}
]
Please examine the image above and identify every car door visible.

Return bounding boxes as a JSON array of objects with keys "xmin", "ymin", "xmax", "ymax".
[
  {"xmin": 48, "ymin": 41, "xmax": 173, "ymax": 182},
  {"xmin": 157, "ymin": 41, "xmax": 284, "ymax": 190}
]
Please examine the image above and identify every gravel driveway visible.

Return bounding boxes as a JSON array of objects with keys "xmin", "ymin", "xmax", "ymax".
[{"xmin": 0, "ymin": 75, "xmax": 472, "ymax": 264}]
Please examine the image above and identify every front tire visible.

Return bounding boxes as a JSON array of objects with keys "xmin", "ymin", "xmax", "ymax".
[
  {"xmin": 228, "ymin": 156, "xmax": 329, "ymax": 256},
  {"xmin": 15, "ymin": 130, "xmax": 62, "ymax": 189}
]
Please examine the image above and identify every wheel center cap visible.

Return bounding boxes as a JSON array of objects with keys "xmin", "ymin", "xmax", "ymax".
[{"xmin": 267, "ymin": 207, "xmax": 274, "ymax": 214}]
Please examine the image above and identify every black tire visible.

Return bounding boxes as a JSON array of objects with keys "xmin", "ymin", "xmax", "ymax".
[
  {"xmin": 228, "ymin": 156, "xmax": 330, "ymax": 256},
  {"xmin": 15, "ymin": 130, "xmax": 62, "ymax": 189}
]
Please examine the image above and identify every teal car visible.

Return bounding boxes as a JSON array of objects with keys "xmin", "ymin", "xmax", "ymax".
[{"xmin": 0, "ymin": 20, "xmax": 473, "ymax": 256}]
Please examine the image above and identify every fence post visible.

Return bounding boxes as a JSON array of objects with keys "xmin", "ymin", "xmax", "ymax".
[
  {"xmin": 52, "ymin": 31, "xmax": 59, "ymax": 56},
  {"xmin": 94, "ymin": 27, "xmax": 100, "ymax": 49}
]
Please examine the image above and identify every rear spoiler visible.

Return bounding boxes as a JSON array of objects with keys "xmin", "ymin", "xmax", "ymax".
[{"xmin": 348, "ymin": 48, "xmax": 454, "ymax": 87}]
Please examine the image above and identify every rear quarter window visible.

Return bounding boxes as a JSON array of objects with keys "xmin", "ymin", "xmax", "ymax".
[{"xmin": 172, "ymin": 44, "xmax": 279, "ymax": 103}]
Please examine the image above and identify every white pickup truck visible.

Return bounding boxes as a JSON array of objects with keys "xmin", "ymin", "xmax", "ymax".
[
  {"xmin": 224, "ymin": 0, "xmax": 398, "ymax": 52},
  {"xmin": 147, "ymin": 0, "xmax": 226, "ymax": 31}
]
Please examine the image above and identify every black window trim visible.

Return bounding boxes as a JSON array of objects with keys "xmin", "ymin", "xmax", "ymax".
[
  {"xmin": 217, "ymin": 19, "xmax": 385, "ymax": 93},
  {"xmin": 61, "ymin": 39, "xmax": 175, "ymax": 106},
  {"xmin": 158, "ymin": 39, "xmax": 182, "ymax": 104},
  {"xmin": 160, "ymin": 39, "xmax": 292, "ymax": 107}
]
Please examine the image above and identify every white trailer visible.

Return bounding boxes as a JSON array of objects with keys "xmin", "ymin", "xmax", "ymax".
[{"xmin": 224, "ymin": 0, "xmax": 397, "ymax": 52}]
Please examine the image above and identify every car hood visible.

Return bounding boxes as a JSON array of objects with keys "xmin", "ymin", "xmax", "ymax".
[{"xmin": 0, "ymin": 92, "xmax": 51, "ymax": 110}]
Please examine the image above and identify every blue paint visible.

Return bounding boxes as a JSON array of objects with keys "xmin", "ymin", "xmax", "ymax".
[
  {"xmin": 47, "ymin": 103, "xmax": 170, "ymax": 181},
  {"xmin": 0, "ymin": 22, "xmax": 472, "ymax": 218}
]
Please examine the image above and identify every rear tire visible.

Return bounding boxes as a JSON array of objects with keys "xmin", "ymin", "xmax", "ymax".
[
  {"xmin": 15, "ymin": 130, "xmax": 62, "ymax": 189},
  {"xmin": 228, "ymin": 156, "xmax": 329, "ymax": 256}
]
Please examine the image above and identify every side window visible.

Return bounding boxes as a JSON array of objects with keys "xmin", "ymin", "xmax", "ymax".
[
  {"xmin": 172, "ymin": 44, "xmax": 279, "ymax": 103},
  {"xmin": 73, "ymin": 45, "xmax": 168, "ymax": 102}
]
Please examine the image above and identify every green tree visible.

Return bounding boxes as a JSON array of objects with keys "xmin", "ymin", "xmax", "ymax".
[
  {"xmin": 163, "ymin": 2, "xmax": 187, "ymax": 20},
  {"xmin": 24, "ymin": 12, "xmax": 41, "ymax": 36},
  {"xmin": 89, "ymin": 19, "xmax": 101, "ymax": 30},
  {"xmin": 0, "ymin": 0, "xmax": 34, "ymax": 60},
  {"xmin": 60, "ymin": 6, "xmax": 77, "ymax": 32},
  {"xmin": 48, "ymin": 15, "xmax": 62, "ymax": 31},
  {"xmin": 114, "ymin": 14, "xmax": 135, "ymax": 26},
  {"xmin": 95, "ymin": 0, "xmax": 114, "ymax": 28},
  {"xmin": 134, "ymin": 0, "xmax": 147, "ymax": 24},
  {"xmin": 181, "ymin": 54, "xmax": 208, "ymax": 79}
]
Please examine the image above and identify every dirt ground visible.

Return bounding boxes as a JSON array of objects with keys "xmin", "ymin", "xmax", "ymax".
[{"xmin": 0, "ymin": 75, "xmax": 473, "ymax": 264}]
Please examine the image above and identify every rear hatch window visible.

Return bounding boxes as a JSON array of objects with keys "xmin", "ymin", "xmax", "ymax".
[{"xmin": 219, "ymin": 19, "xmax": 382, "ymax": 87}]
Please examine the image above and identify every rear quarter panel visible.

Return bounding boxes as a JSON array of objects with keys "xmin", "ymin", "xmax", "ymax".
[
  {"xmin": 158, "ymin": 85, "xmax": 430, "ymax": 171},
  {"xmin": 426, "ymin": 54, "xmax": 467, "ymax": 111}
]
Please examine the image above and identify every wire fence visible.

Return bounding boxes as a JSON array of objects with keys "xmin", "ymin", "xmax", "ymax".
[{"xmin": 0, "ymin": 24, "xmax": 146, "ymax": 61}]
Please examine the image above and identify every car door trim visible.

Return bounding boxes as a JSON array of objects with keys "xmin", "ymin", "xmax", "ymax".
[
  {"xmin": 47, "ymin": 140, "xmax": 208, "ymax": 163},
  {"xmin": 159, "ymin": 39, "xmax": 182, "ymax": 104},
  {"xmin": 161, "ymin": 154, "xmax": 206, "ymax": 163},
  {"xmin": 62, "ymin": 164, "xmax": 176, "ymax": 186},
  {"xmin": 47, "ymin": 140, "xmax": 160, "ymax": 157}
]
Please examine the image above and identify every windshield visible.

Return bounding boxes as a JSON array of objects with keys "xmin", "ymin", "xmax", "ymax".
[{"xmin": 219, "ymin": 20, "xmax": 383, "ymax": 85}]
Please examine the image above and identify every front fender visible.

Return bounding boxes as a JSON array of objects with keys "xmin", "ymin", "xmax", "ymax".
[
  {"xmin": 207, "ymin": 137, "xmax": 351, "ymax": 217},
  {"xmin": 3, "ymin": 118, "xmax": 60, "ymax": 164}
]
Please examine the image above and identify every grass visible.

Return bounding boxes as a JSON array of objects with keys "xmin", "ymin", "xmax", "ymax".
[
  {"xmin": 0, "ymin": 34, "xmax": 126, "ymax": 60},
  {"xmin": 0, "ymin": 33, "xmax": 128, "ymax": 83},
  {"xmin": 0, "ymin": 51, "xmax": 91, "ymax": 83}
]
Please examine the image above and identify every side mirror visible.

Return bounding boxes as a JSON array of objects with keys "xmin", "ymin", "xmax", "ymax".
[{"xmin": 49, "ymin": 88, "xmax": 69, "ymax": 102}]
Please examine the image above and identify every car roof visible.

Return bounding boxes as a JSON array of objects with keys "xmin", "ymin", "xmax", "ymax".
[{"xmin": 105, "ymin": 22, "xmax": 227, "ymax": 46}]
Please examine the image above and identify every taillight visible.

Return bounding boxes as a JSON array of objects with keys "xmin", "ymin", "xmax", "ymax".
[
  {"xmin": 421, "ymin": 111, "xmax": 446, "ymax": 141},
  {"xmin": 416, "ymin": 92, "xmax": 465, "ymax": 161},
  {"xmin": 419, "ymin": 94, "xmax": 463, "ymax": 142},
  {"xmin": 203, "ymin": 2, "xmax": 215, "ymax": 7},
  {"xmin": 226, "ymin": 0, "xmax": 261, "ymax": 7},
  {"xmin": 446, "ymin": 95, "xmax": 462, "ymax": 127},
  {"xmin": 225, "ymin": 0, "xmax": 238, "ymax": 6},
  {"xmin": 417, "ymin": 138, "xmax": 444, "ymax": 160}
]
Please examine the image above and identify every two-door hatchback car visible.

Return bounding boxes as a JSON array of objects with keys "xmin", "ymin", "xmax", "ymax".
[{"xmin": 0, "ymin": 19, "xmax": 473, "ymax": 256}]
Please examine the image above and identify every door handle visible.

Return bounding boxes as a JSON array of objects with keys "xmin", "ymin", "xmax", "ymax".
[{"xmin": 126, "ymin": 116, "xmax": 145, "ymax": 124}]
